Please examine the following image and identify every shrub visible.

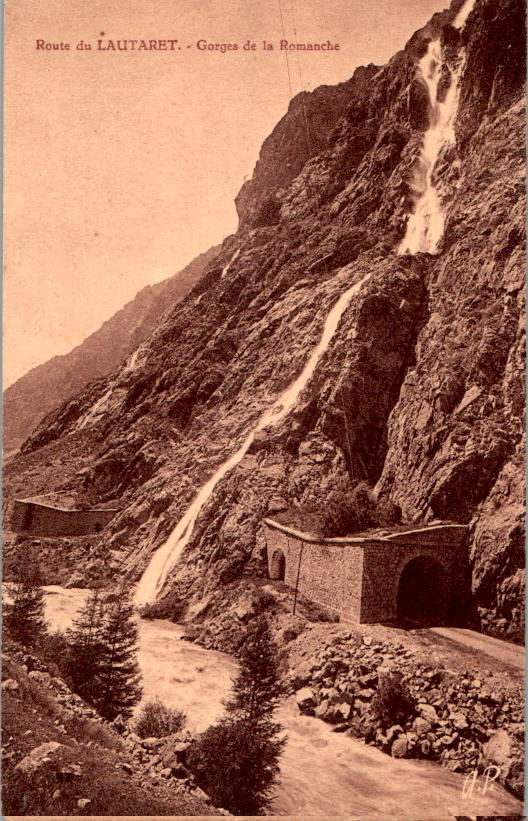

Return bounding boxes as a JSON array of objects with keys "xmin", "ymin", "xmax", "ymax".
[
  {"xmin": 134, "ymin": 698, "xmax": 186, "ymax": 738},
  {"xmin": 64, "ymin": 715, "xmax": 125, "ymax": 751},
  {"xmin": 251, "ymin": 588, "xmax": 278, "ymax": 614},
  {"xmin": 316, "ymin": 481, "xmax": 400, "ymax": 537},
  {"xmin": 281, "ymin": 626, "xmax": 302, "ymax": 643},
  {"xmin": 371, "ymin": 670, "xmax": 416, "ymax": 729}
]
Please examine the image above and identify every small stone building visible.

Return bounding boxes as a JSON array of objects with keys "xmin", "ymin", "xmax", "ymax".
[
  {"xmin": 11, "ymin": 498, "xmax": 118, "ymax": 538},
  {"xmin": 263, "ymin": 518, "xmax": 468, "ymax": 625}
]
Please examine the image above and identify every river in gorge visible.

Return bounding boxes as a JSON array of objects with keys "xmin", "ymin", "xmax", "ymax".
[{"xmin": 41, "ymin": 586, "xmax": 522, "ymax": 817}]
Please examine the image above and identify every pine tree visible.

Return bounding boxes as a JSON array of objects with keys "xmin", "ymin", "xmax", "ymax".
[
  {"xmin": 66, "ymin": 589, "xmax": 105, "ymax": 704},
  {"xmin": 4, "ymin": 546, "xmax": 46, "ymax": 648},
  {"xmin": 225, "ymin": 616, "xmax": 284, "ymax": 722},
  {"xmin": 187, "ymin": 616, "xmax": 286, "ymax": 815},
  {"xmin": 94, "ymin": 595, "xmax": 142, "ymax": 720}
]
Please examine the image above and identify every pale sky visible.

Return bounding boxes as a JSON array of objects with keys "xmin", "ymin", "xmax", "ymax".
[{"xmin": 4, "ymin": 0, "xmax": 447, "ymax": 388}]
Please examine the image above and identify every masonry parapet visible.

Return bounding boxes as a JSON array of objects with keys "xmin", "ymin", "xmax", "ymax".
[{"xmin": 11, "ymin": 498, "xmax": 119, "ymax": 538}]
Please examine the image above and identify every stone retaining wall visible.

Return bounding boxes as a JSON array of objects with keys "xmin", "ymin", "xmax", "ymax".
[
  {"xmin": 11, "ymin": 499, "xmax": 118, "ymax": 537},
  {"xmin": 263, "ymin": 519, "xmax": 468, "ymax": 624}
]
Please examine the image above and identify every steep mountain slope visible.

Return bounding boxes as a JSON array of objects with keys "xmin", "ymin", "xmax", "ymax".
[
  {"xmin": 3, "ymin": 246, "xmax": 219, "ymax": 452},
  {"xmin": 6, "ymin": 0, "xmax": 525, "ymax": 640}
]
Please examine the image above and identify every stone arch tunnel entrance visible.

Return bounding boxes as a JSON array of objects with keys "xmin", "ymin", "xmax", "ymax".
[
  {"xmin": 269, "ymin": 549, "xmax": 286, "ymax": 581},
  {"xmin": 397, "ymin": 555, "xmax": 450, "ymax": 627}
]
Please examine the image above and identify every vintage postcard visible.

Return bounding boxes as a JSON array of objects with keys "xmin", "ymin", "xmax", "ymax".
[{"xmin": 2, "ymin": 0, "xmax": 525, "ymax": 818}]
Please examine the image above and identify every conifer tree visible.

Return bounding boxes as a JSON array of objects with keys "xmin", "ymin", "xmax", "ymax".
[
  {"xmin": 187, "ymin": 615, "xmax": 286, "ymax": 815},
  {"xmin": 4, "ymin": 545, "xmax": 46, "ymax": 648},
  {"xmin": 66, "ymin": 589, "xmax": 105, "ymax": 703},
  {"xmin": 94, "ymin": 595, "xmax": 142, "ymax": 720},
  {"xmin": 225, "ymin": 616, "xmax": 284, "ymax": 722}
]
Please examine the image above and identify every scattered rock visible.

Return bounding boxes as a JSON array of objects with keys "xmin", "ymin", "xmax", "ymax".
[
  {"xmin": 413, "ymin": 717, "xmax": 432, "ymax": 736},
  {"xmin": 391, "ymin": 735, "xmax": 410, "ymax": 758},
  {"xmin": 191, "ymin": 786, "xmax": 211, "ymax": 803},
  {"xmin": 450, "ymin": 712, "xmax": 469, "ymax": 731},
  {"xmin": 141, "ymin": 736, "xmax": 161, "ymax": 749},
  {"xmin": 58, "ymin": 764, "xmax": 82, "ymax": 781},
  {"xmin": 28, "ymin": 670, "xmax": 51, "ymax": 685},
  {"xmin": 386, "ymin": 725, "xmax": 403, "ymax": 743},
  {"xmin": 295, "ymin": 687, "xmax": 317, "ymax": 715},
  {"xmin": 15, "ymin": 741, "xmax": 63, "ymax": 775},
  {"xmin": 509, "ymin": 722, "xmax": 524, "ymax": 740},
  {"xmin": 314, "ymin": 699, "xmax": 330, "ymax": 719},
  {"xmin": 418, "ymin": 703, "xmax": 438, "ymax": 723},
  {"xmin": 482, "ymin": 729, "xmax": 513, "ymax": 768}
]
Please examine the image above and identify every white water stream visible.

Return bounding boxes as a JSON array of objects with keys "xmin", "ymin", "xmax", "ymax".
[
  {"xmin": 41, "ymin": 587, "xmax": 522, "ymax": 817},
  {"xmin": 220, "ymin": 248, "xmax": 240, "ymax": 279},
  {"xmin": 398, "ymin": 0, "xmax": 476, "ymax": 255},
  {"xmin": 124, "ymin": 347, "xmax": 142, "ymax": 372},
  {"xmin": 134, "ymin": 273, "xmax": 370, "ymax": 606}
]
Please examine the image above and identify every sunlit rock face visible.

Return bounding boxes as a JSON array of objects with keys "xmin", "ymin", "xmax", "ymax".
[{"xmin": 7, "ymin": 0, "xmax": 525, "ymax": 640}]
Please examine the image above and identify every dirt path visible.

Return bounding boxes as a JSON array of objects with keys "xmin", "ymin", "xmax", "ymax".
[{"xmin": 428, "ymin": 627, "xmax": 524, "ymax": 672}]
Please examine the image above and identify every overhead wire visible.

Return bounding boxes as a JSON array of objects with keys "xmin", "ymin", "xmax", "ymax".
[
  {"xmin": 277, "ymin": 0, "xmax": 294, "ymax": 99},
  {"xmin": 288, "ymin": 0, "xmax": 313, "ymax": 155}
]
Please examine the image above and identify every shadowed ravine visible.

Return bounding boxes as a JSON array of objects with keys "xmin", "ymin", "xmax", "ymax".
[{"xmin": 42, "ymin": 587, "xmax": 522, "ymax": 816}]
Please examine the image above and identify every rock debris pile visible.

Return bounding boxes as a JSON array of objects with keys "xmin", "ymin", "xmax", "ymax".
[{"xmin": 290, "ymin": 633, "xmax": 524, "ymax": 797}]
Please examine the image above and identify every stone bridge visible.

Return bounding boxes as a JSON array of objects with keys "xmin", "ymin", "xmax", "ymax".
[{"xmin": 263, "ymin": 518, "xmax": 468, "ymax": 625}]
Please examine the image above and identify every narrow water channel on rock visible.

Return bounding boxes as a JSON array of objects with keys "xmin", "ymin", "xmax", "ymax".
[{"xmin": 41, "ymin": 587, "xmax": 522, "ymax": 817}]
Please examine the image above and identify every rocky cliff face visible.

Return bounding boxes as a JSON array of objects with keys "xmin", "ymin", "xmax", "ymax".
[
  {"xmin": 3, "ymin": 246, "xmax": 219, "ymax": 452},
  {"xmin": 6, "ymin": 0, "xmax": 525, "ymax": 640}
]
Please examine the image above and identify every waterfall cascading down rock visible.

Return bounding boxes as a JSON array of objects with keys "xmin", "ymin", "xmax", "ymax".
[
  {"xmin": 220, "ymin": 248, "xmax": 240, "ymax": 278},
  {"xmin": 398, "ymin": 0, "xmax": 477, "ymax": 255},
  {"xmin": 134, "ymin": 0, "xmax": 481, "ymax": 608},
  {"xmin": 134, "ymin": 273, "xmax": 370, "ymax": 606}
]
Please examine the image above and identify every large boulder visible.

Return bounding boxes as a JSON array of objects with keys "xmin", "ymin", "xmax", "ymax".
[
  {"xmin": 295, "ymin": 687, "xmax": 317, "ymax": 715},
  {"xmin": 418, "ymin": 703, "xmax": 439, "ymax": 724},
  {"xmin": 161, "ymin": 740, "xmax": 191, "ymax": 767},
  {"xmin": 482, "ymin": 729, "xmax": 513, "ymax": 769},
  {"xmin": 391, "ymin": 734, "xmax": 411, "ymax": 758},
  {"xmin": 15, "ymin": 742, "xmax": 65, "ymax": 775}
]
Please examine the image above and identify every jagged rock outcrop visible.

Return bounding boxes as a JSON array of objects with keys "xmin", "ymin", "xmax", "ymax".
[
  {"xmin": 3, "ymin": 246, "xmax": 219, "ymax": 453},
  {"xmin": 235, "ymin": 66, "xmax": 380, "ymax": 230},
  {"xmin": 5, "ymin": 0, "xmax": 525, "ymax": 640}
]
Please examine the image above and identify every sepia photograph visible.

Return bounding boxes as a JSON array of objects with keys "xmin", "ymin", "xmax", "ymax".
[{"xmin": 2, "ymin": 0, "xmax": 525, "ymax": 818}]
